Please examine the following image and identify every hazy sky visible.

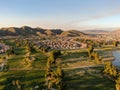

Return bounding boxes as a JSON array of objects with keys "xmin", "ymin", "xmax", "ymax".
[{"xmin": 0, "ymin": 0, "xmax": 120, "ymax": 30}]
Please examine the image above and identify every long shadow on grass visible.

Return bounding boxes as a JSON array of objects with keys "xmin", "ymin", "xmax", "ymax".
[{"xmin": 63, "ymin": 69, "xmax": 115, "ymax": 90}]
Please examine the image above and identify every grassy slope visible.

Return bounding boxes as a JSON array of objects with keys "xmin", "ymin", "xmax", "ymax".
[
  {"xmin": 8, "ymin": 46, "xmax": 48, "ymax": 70},
  {"xmin": 63, "ymin": 67, "xmax": 115, "ymax": 90},
  {"xmin": 0, "ymin": 40, "xmax": 117, "ymax": 90},
  {"xmin": 0, "ymin": 43, "xmax": 48, "ymax": 90},
  {"xmin": 0, "ymin": 70, "xmax": 46, "ymax": 90},
  {"xmin": 61, "ymin": 50, "xmax": 115, "ymax": 90}
]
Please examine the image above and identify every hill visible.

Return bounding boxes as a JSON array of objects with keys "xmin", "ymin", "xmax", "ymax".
[
  {"xmin": 110, "ymin": 29, "xmax": 120, "ymax": 37},
  {"xmin": 82, "ymin": 30, "xmax": 109, "ymax": 35},
  {"xmin": 0, "ymin": 26, "xmax": 63, "ymax": 37},
  {"xmin": 0, "ymin": 26, "xmax": 87, "ymax": 37},
  {"xmin": 59, "ymin": 30, "xmax": 87, "ymax": 37}
]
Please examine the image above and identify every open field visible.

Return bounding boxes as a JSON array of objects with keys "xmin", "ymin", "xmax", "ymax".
[
  {"xmin": 63, "ymin": 67, "xmax": 115, "ymax": 90},
  {"xmin": 60, "ymin": 48, "xmax": 116, "ymax": 90},
  {"xmin": 0, "ymin": 40, "xmax": 48, "ymax": 89},
  {"xmin": 4, "ymin": 46, "xmax": 48, "ymax": 70},
  {"xmin": 0, "ymin": 70, "xmax": 46, "ymax": 90},
  {"xmin": 0, "ymin": 39, "xmax": 118, "ymax": 90}
]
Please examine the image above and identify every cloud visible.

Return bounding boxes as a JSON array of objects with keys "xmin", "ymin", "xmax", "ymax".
[{"xmin": 62, "ymin": 8, "xmax": 120, "ymax": 30}]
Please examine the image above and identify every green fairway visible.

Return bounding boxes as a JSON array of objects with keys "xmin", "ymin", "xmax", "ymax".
[
  {"xmin": 0, "ymin": 70, "xmax": 46, "ymax": 90},
  {"xmin": 0, "ymin": 42, "xmax": 48, "ymax": 90},
  {"xmin": 0, "ymin": 39, "xmax": 118, "ymax": 90},
  {"xmin": 63, "ymin": 67, "xmax": 115, "ymax": 90},
  {"xmin": 7, "ymin": 46, "xmax": 48, "ymax": 70}
]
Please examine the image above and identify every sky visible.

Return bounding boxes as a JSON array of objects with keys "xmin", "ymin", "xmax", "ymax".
[{"xmin": 0, "ymin": 0, "xmax": 120, "ymax": 30}]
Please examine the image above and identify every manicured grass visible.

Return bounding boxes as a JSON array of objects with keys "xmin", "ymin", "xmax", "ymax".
[
  {"xmin": 0, "ymin": 40, "xmax": 117, "ymax": 90},
  {"xmin": 63, "ymin": 67, "xmax": 115, "ymax": 90},
  {"xmin": 62, "ymin": 51, "xmax": 88, "ymax": 60},
  {"xmin": 0, "ymin": 42, "xmax": 48, "ymax": 90},
  {"xmin": 8, "ymin": 47, "xmax": 26, "ymax": 69},
  {"xmin": 7, "ymin": 46, "xmax": 48, "ymax": 69},
  {"xmin": 98, "ymin": 50, "xmax": 113, "ymax": 59},
  {"xmin": 33, "ymin": 52, "xmax": 48, "ymax": 69},
  {"xmin": 61, "ymin": 49, "xmax": 115, "ymax": 90},
  {"xmin": 0, "ymin": 70, "xmax": 46, "ymax": 90}
]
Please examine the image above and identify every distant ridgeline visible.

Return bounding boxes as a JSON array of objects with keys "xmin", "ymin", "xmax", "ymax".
[{"xmin": 0, "ymin": 26, "xmax": 87, "ymax": 37}]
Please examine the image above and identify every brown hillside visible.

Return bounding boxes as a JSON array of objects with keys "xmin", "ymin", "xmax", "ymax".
[
  {"xmin": 59, "ymin": 30, "xmax": 87, "ymax": 37},
  {"xmin": 0, "ymin": 26, "xmax": 87, "ymax": 37}
]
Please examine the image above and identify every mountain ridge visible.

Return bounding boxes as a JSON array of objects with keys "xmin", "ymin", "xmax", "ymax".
[
  {"xmin": 1, "ymin": 26, "xmax": 120, "ymax": 37},
  {"xmin": 0, "ymin": 26, "xmax": 86, "ymax": 37}
]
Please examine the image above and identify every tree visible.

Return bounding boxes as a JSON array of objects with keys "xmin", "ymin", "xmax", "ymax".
[
  {"xmin": 57, "ymin": 66, "xmax": 63, "ymax": 77},
  {"xmin": 104, "ymin": 62, "xmax": 117, "ymax": 77},
  {"xmin": 94, "ymin": 52, "xmax": 102, "ymax": 64},
  {"xmin": 45, "ymin": 50, "xmax": 63, "ymax": 90},
  {"xmin": 12, "ymin": 80, "xmax": 21, "ymax": 90},
  {"xmin": 49, "ymin": 50, "xmax": 61, "ymax": 64},
  {"xmin": 88, "ymin": 45, "xmax": 94, "ymax": 59},
  {"xmin": 113, "ymin": 41, "xmax": 119, "ymax": 47},
  {"xmin": 116, "ymin": 74, "xmax": 120, "ymax": 90},
  {"xmin": 56, "ymin": 67, "xmax": 63, "ymax": 90},
  {"xmin": 16, "ymin": 80, "xmax": 21, "ymax": 90}
]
